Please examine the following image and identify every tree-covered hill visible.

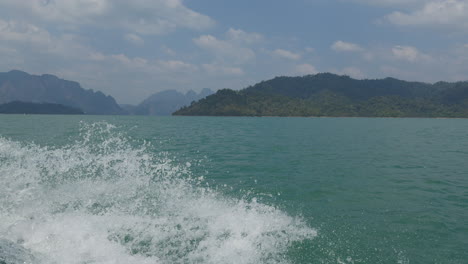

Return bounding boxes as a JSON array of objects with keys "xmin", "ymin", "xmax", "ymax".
[
  {"xmin": 0, "ymin": 101, "xmax": 84, "ymax": 115},
  {"xmin": 173, "ymin": 73, "xmax": 468, "ymax": 117}
]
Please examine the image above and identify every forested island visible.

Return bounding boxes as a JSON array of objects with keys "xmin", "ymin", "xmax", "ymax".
[
  {"xmin": 0, "ymin": 101, "xmax": 84, "ymax": 115},
  {"xmin": 174, "ymin": 73, "xmax": 468, "ymax": 117}
]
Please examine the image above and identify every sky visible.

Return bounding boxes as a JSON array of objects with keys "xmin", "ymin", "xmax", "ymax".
[{"xmin": 0, "ymin": 0, "xmax": 468, "ymax": 104}]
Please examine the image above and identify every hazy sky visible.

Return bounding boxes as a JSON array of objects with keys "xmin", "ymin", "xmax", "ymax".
[{"xmin": 1, "ymin": 0, "xmax": 468, "ymax": 104}]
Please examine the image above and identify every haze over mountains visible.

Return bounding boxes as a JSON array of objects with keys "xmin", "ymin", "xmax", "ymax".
[
  {"xmin": 0, "ymin": 70, "xmax": 212, "ymax": 115},
  {"xmin": 0, "ymin": 70, "xmax": 124, "ymax": 115},
  {"xmin": 2, "ymin": 70, "xmax": 468, "ymax": 117},
  {"xmin": 131, "ymin": 88, "xmax": 213, "ymax": 116}
]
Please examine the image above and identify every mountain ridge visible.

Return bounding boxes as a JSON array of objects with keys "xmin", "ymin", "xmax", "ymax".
[
  {"xmin": 0, "ymin": 70, "xmax": 124, "ymax": 115},
  {"xmin": 173, "ymin": 73, "xmax": 468, "ymax": 117}
]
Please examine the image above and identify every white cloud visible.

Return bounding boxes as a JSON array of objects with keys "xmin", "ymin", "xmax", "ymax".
[
  {"xmin": 391, "ymin": 45, "xmax": 431, "ymax": 62},
  {"xmin": 0, "ymin": 0, "xmax": 215, "ymax": 35},
  {"xmin": 124, "ymin": 33, "xmax": 144, "ymax": 45},
  {"xmin": 386, "ymin": 0, "xmax": 468, "ymax": 28},
  {"xmin": 109, "ymin": 54, "xmax": 149, "ymax": 69},
  {"xmin": 377, "ymin": 43, "xmax": 468, "ymax": 82},
  {"xmin": 226, "ymin": 28, "xmax": 263, "ymax": 44},
  {"xmin": 159, "ymin": 60, "xmax": 198, "ymax": 72},
  {"xmin": 346, "ymin": 0, "xmax": 428, "ymax": 7},
  {"xmin": 193, "ymin": 34, "xmax": 255, "ymax": 64},
  {"xmin": 272, "ymin": 49, "xmax": 301, "ymax": 60},
  {"xmin": 0, "ymin": 18, "xmax": 206, "ymax": 103},
  {"xmin": 193, "ymin": 28, "xmax": 262, "ymax": 65},
  {"xmin": 331, "ymin": 40, "xmax": 363, "ymax": 52},
  {"xmin": 0, "ymin": 16, "xmax": 257, "ymax": 103},
  {"xmin": 1, "ymin": 0, "xmax": 109, "ymax": 24},
  {"xmin": 294, "ymin": 64, "xmax": 318, "ymax": 75},
  {"xmin": 0, "ymin": 20, "xmax": 51, "ymax": 46},
  {"xmin": 161, "ymin": 46, "xmax": 176, "ymax": 56},
  {"xmin": 93, "ymin": 53, "xmax": 198, "ymax": 74},
  {"xmin": 202, "ymin": 63, "xmax": 244, "ymax": 76},
  {"xmin": 0, "ymin": 19, "xmax": 95, "ymax": 60}
]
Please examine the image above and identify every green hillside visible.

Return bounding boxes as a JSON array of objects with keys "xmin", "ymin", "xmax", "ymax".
[
  {"xmin": 174, "ymin": 73, "xmax": 468, "ymax": 117},
  {"xmin": 0, "ymin": 101, "xmax": 84, "ymax": 115}
]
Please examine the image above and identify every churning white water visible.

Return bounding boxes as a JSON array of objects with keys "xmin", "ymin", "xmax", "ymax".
[{"xmin": 0, "ymin": 122, "xmax": 316, "ymax": 264}]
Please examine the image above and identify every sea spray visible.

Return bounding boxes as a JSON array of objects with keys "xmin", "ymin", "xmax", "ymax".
[{"xmin": 0, "ymin": 122, "xmax": 316, "ymax": 264}]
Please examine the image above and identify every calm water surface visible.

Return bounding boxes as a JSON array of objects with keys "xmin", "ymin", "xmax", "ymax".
[{"xmin": 0, "ymin": 115, "xmax": 467, "ymax": 263}]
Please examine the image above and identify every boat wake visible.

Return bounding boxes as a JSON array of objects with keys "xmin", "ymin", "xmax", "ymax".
[{"xmin": 0, "ymin": 122, "xmax": 316, "ymax": 264}]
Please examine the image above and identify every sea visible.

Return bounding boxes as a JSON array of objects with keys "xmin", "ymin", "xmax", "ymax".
[{"xmin": 0, "ymin": 115, "xmax": 467, "ymax": 264}]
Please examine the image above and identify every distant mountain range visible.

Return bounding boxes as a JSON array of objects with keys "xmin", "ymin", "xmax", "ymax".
[
  {"xmin": 174, "ymin": 73, "xmax": 468, "ymax": 117},
  {"xmin": 0, "ymin": 70, "xmax": 124, "ymax": 115},
  {"xmin": 0, "ymin": 70, "xmax": 214, "ymax": 116},
  {"xmin": 3, "ymin": 70, "xmax": 468, "ymax": 117},
  {"xmin": 129, "ymin": 88, "xmax": 213, "ymax": 116},
  {"xmin": 0, "ymin": 101, "xmax": 84, "ymax": 115}
]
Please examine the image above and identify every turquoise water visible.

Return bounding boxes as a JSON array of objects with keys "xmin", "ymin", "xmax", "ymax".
[{"xmin": 0, "ymin": 115, "xmax": 467, "ymax": 263}]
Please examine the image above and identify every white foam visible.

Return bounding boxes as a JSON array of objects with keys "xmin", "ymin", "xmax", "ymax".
[{"xmin": 0, "ymin": 122, "xmax": 316, "ymax": 264}]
